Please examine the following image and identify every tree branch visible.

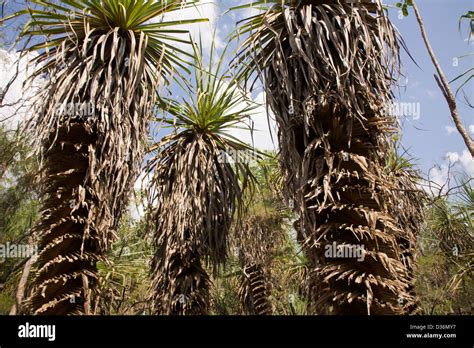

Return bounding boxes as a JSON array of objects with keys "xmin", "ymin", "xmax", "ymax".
[
  {"xmin": 412, "ymin": 0, "xmax": 474, "ymax": 157},
  {"xmin": 9, "ymin": 252, "xmax": 37, "ymax": 315}
]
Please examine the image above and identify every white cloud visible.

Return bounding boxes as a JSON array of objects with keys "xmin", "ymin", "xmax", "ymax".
[
  {"xmin": 457, "ymin": 150, "xmax": 474, "ymax": 175},
  {"xmin": 428, "ymin": 150, "xmax": 474, "ymax": 193},
  {"xmin": 428, "ymin": 165, "xmax": 447, "ymax": 189},
  {"xmin": 129, "ymin": 198, "xmax": 145, "ymax": 221},
  {"xmin": 445, "ymin": 151, "xmax": 460, "ymax": 163},
  {"xmin": 405, "ymin": 77, "xmax": 420, "ymax": 89},
  {"xmin": 463, "ymin": 35, "xmax": 474, "ymax": 44},
  {"xmin": 445, "ymin": 125, "xmax": 456, "ymax": 135},
  {"xmin": 446, "ymin": 125, "xmax": 474, "ymax": 137},
  {"xmin": 161, "ymin": 0, "xmax": 222, "ymax": 51},
  {"xmin": 426, "ymin": 89, "xmax": 439, "ymax": 99},
  {"xmin": 129, "ymin": 171, "xmax": 152, "ymax": 221}
]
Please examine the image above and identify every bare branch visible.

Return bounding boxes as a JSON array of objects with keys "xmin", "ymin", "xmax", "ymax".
[{"xmin": 412, "ymin": 0, "xmax": 474, "ymax": 156}]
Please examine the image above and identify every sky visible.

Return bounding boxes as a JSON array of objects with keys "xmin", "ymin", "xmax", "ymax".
[
  {"xmin": 0, "ymin": 0, "xmax": 473, "ymax": 194},
  {"xmin": 380, "ymin": 0, "xmax": 474, "ymax": 189}
]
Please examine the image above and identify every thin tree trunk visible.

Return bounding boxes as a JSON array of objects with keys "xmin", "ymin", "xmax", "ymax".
[
  {"xmin": 10, "ymin": 252, "xmax": 38, "ymax": 315},
  {"xmin": 412, "ymin": 0, "xmax": 474, "ymax": 157}
]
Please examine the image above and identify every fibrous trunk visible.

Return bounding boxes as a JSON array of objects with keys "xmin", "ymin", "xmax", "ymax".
[
  {"xmin": 233, "ymin": 216, "xmax": 282, "ymax": 315},
  {"xmin": 25, "ymin": 31, "xmax": 153, "ymax": 314},
  {"xmin": 148, "ymin": 137, "xmax": 237, "ymax": 315},
  {"xmin": 239, "ymin": 263, "xmax": 272, "ymax": 315},
  {"xmin": 265, "ymin": 1, "xmax": 423, "ymax": 314},
  {"xmin": 150, "ymin": 242, "xmax": 211, "ymax": 315},
  {"xmin": 27, "ymin": 122, "xmax": 100, "ymax": 315}
]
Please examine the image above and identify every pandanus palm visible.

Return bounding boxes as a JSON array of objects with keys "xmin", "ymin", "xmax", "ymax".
[
  {"xmin": 5, "ymin": 0, "xmax": 205, "ymax": 315},
  {"xmin": 235, "ymin": 209, "xmax": 278, "ymax": 316},
  {"xmin": 233, "ymin": 0, "xmax": 424, "ymax": 314},
  {"xmin": 234, "ymin": 154, "xmax": 287, "ymax": 315},
  {"xmin": 147, "ymin": 41, "xmax": 256, "ymax": 314}
]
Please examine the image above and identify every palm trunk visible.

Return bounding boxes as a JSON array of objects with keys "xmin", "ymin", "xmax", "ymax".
[
  {"xmin": 239, "ymin": 263, "xmax": 272, "ymax": 315},
  {"xmin": 291, "ymin": 106, "xmax": 416, "ymax": 314},
  {"xmin": 148, "ymin": 136, "xmax": 239, "ymax": 315},
  {"xmin": 25, "ymin": 33, "xmax": 151, "ymax": 315},
  {"xmin": 150, "ymin": 239, "xmax": 211, "ymax": 315},
  {"xmin": 234, "ymin": 217, "xmax": 280, "ymax": 315},
  {"xmin": 27, "ymin": 122, "xmax": 100, "ymax": 315},
  {"xmin": 261, "ymin": 2, "xmax": 423, "ymax": 314}
]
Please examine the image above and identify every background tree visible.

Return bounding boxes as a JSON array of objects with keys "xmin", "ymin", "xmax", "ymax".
[
  {"xmin": 397, "ymin": 0, "xmax": 474, "ymax": 154},
  {"xmin": 232, "ymin": 154, "xmax": 288, "ymax": 315},
  {"xmin": 0, "ymin": 125, "xmax": 38, "ymax": 314},
  {"xmin": 416, "ymin": 178, "xmax": 474, "ymax": 314},
  {"xmin": 146, "ymin": 40, "xmax": 256, "ymax": 315},
  {"xmin": 96, "ymin": 215, "xmax": 152, "ymax": 315},
  {"xmin": 211, "ymin": 153, "xmax": 309, "ymax": 315}
]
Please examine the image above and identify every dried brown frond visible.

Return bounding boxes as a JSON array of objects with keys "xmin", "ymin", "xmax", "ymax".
[
  {"xmin": 147, "ymin": 40, "xmax": 256, "ymax": 315},
  {"xmin": 235, "ymin": 0, "xmax": 424, "ymax": 314}
]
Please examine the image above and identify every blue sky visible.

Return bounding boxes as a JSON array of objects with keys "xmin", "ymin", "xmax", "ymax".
[
  {"xmin": 382, "ymin": 0, "xmax": 473, "ymax": 183},
  {"xmin": 1, "ymin": 0, "xmax": 473, "ymax": 190}
]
